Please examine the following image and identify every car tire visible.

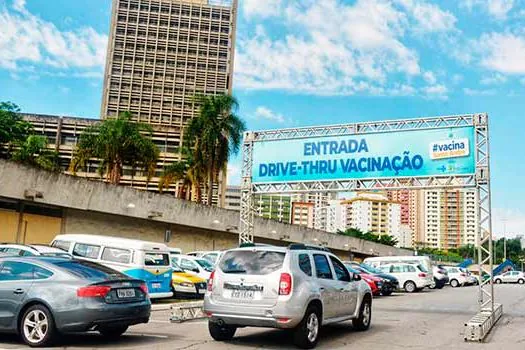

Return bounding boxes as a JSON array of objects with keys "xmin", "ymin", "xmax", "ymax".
[
  {"xmin": 352, "ymin": 296, "xmax": 372, "ymax": 332},
  {"xmin": 429, "ymin": 279, "xmax": 436, "ymax": 289},
  {"xmin": 98, "ymin": 325, "xmax": 129, "ymax": 339},
  {"xmin": 518, "ymin": 279, "xmax": 524, "ymax": 285},
  {"xmin": 19, "ymin": 304, "xmax": 56, "ymax": 347},
  {"xmin": 293, "ymin": 305, "xmax": 321, "ymax": 349},
  {"xmin": 450, "ymin": 279, "xmax": 460, "ymax": 288},
  {"xmin": 208, "ymin": 321, "xmax": 237, "ymax": 342},
  {"xmin": 404, "ymin": 281, "xmax": 417, "ymax": 293},
  {"xmin": 495, "ymin": 279, "xmax": 502, "ymax": 284}
]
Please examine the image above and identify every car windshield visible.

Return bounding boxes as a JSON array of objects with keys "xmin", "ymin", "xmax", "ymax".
[
  {"xmin": 196, "ymin": 258, "xmax": 214, "ymax": 272},
  {"xmin": 220, "ymin": 250, "xmax": 285, "ymax": 275},
  {"xmin": 52, "ymin": 260, "xmax": 127, "ymax": 281},
  {"xmin": 171, "ymin": 260, "xmax": 184, "ymax": 273},
  {"xmin": 360, "ymin": 263, "xmax": 382, "ymax": 274}
]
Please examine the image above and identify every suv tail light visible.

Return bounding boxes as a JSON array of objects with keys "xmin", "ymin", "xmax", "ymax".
[
  {"xmin": 77, "ymin": 285, "xmax": 111, "ymax": 298},
  {"xmin": 279, "ymin": 273, "xmax": 292, "ymax": 296},
  {"xmin": 418, "ymin": 273, "xmax": 427, "ymax": 278},
  {"xmin": 208, "ymin": 271, "xmax": 215, "ymax": 292},
  {"xmin": 139, "ymin": 283, "xmax": 148, "ymax": 295},
  {"xmin": 460, "ymin": 273, "xmax": 467, "ymax": 277}
]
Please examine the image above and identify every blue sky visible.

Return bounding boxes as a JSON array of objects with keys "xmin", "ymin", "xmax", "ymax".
[{"xmin": 1, "ymin": 0, "xmax": 525, "ymax": 237}]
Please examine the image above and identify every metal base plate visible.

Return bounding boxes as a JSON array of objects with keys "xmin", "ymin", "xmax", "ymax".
[
  {"xmin": 170, "ymin": 301, "xmax": 205, "ymax": 323},
  {"xmin": 464, "ymin": 304, "xmax": 503, "ymax": 342}
]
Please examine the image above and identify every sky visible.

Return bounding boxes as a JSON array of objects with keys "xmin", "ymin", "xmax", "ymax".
[{"xmin": 1, "ymin": 0, "xmax": 525, "ymax": 238}]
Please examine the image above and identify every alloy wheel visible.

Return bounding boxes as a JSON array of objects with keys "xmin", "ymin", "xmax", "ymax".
[
  {"xmin": 23, "ymin": 310, "xmax": 48, "ymax": 344},
  {"xmin": 306, "ymin": 313, "xmax": 319, "ymax": 343}
]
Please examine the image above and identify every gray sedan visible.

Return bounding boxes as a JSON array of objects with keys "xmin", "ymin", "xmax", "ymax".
[{"xmin": 0, "ymin": 256, "xmax": 151, "ymax": 347}]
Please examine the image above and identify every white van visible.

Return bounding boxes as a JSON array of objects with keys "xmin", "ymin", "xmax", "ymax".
[
  {"xmin": 51, "ymin": 234, "xmax": 173, "ymax": 299},
  {"xmin": 363, "ymin": 255, "xmax": 432, "ymax": 273}
]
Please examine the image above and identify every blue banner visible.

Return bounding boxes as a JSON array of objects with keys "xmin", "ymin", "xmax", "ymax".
[{"xmin": 252, "ymin": 126, "xmax": 476, "ymax": 183}]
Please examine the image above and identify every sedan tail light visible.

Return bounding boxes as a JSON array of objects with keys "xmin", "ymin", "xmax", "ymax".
[
  {"xmin": 77, "ymin": 285, "xmax": 111, "ymax": 298},
  {"xmin": 139, "ymin": 283, "xmax": 148, "ymax": 295},
  {"xmin": 207, "ymin": 271, "xmax": 215, "ymax": 292},
  {"xmin": 279, "ymin": 273, "xmax": 292, "ymax": 296}
]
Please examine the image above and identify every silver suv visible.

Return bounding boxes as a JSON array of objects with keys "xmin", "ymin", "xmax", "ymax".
[{"xmin": 203, "ymin": 244, "xmax": 372, "ymax": 349}]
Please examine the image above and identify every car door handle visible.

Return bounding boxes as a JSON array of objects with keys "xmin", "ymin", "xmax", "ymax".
[{"xmin": 13, "ymin": 289, "xmax": 25, "ymax": 295}]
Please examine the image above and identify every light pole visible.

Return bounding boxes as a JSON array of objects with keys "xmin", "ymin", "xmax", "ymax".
[{"xmin": 503, "ymin": 217, "xmax": 507, "ymax": 261}]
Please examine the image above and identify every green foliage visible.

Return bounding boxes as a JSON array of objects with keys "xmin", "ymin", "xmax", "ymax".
[
  {"xmin": 70, "ymin": 112, "xmax": 159, "ymax": 184},
  {"xmin": 0, "ymin": 102, "xmax": 32, "ymax": 158},
  {"xmin": 11, "ymin": 135, "xmax": 60, "ymax": 171},
  {"xmin": 184, "ymin": 94, "xmax": 246, "ymax": 205},
  {"xmin": 338, "ymin": 227, "xmax": 399, "ymax": 247}
]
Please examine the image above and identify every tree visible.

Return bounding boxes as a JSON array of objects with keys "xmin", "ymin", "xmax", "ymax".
[
  {"xmin": 0, "ymin": 102, "xmax": 32, "ymax": 158},
  {"xmin": 70, "ymin": 112, "xmax": 159, "ymax": 184},
  {"xmin": 338, "ymin": 228, "xmax": 398, "ymax": 247},
  {"xmin": 185, "ymin": 94, "xmax": 246, "ymax": 205},
  {"xmin": 159, "ymin": 161, "xmax": 187, "ymax": 197},
  {"xmin": 11, "ymin": 135, "xmax": 60, "ymax": 171}
]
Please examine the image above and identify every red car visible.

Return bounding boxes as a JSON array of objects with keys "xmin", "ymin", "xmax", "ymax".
[{"xmin": 346, "ymin": 265, "xmax": 383, "ymax": 296}]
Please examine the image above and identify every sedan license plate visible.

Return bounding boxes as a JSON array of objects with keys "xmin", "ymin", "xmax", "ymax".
[
  {"xmin": 152, "ymin": 283, "xmax": 162, "ymax": 289},
  {"xmin": 117, "ymin": 289, "xmax": 135, "ymax": 298},
  {"xmin": 230, "ymin": 290, "xmax": 254, "ymax": 299}
]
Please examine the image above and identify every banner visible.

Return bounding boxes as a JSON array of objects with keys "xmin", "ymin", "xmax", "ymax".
[{"xmin": 251, "ymin": 126, "xmax": 476, "ymax": 183}]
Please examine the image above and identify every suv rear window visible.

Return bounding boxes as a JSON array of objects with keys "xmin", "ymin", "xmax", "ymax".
[
  {"xmin": 52, "ymin": 260, "xmax": 127, "ymax": 281},
  {"xmin": 219, "ymin": 250, "xmax": 285, "ymax": 275}
]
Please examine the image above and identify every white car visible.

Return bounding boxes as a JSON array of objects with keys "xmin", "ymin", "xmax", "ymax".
[
  {"xmin": 0, "ymin": 244, "xmax": 72, "ymax": 258},
  {"xmin": 494, "ymin": 271, "xmax": 525, "ymax": 284},
  {"xmin": 460, "ymin": 267, "xmax": 479, "ymax": 285},
  {"xmin": 172, "ymin": 254, "xmax": 214, "ymax": 280},
  {"xmin": 443, "ymin": 266, "xmax": 472, "ymax": 287},
  {"xmin": 378, "ymin": 263, "xmax": 433, "ymax": 293}
]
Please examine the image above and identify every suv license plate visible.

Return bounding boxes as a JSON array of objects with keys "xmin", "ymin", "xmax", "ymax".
[
  {"xmin": 152, "ymin": 283, "xmax": 161, "ymax": 289},
  {"xmin": 231, "ymin": 290, "xmax": 254, "ymax": 299},
  {"xmin": 198, "ymin": 289, "xmax": 206, "ymax": 294},
  {"xmin": 117, "ymin": 289, "xmax": 135, "ymax": 298}
]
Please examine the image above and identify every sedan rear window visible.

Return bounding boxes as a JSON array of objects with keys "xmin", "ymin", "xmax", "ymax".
[
  {"xmin": 219, "ymin": 250, "xmax": 285, "ymax": 275},
  {"xmin": 53, "ymin": 260, "xmax": 127, "ymax": 281}
]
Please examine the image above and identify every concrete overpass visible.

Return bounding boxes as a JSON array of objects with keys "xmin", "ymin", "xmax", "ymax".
[{"xmin": 0, "ymin": 160, "xmax": 413, "ymax": 258}]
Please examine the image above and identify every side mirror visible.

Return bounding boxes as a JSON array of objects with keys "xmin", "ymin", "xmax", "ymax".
[
  {"xmin": 353, "ymin": 274, "xmax": 361, "ymax": 281},
  {"xmin": 192, "ymin": 268, "xmax": 200, "ymax": 273}
]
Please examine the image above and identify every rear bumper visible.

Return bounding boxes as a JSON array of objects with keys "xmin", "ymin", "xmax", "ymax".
[
  {"xmin": 149, "ymin": 292, "xmax": 173, "ymax": 299},
  {"xmin": 56, "ymin": 302, "xmax": 151, "ymax": 333}
]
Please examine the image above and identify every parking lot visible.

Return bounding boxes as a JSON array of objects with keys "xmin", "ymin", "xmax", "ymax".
[{"xmin": 1, "ymin": 284, "xmax": 525, "ymax": 350}]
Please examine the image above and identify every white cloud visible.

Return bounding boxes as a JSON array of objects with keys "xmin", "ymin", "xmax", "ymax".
[
  {"xmin": 493, "ymin": 208, "xmax": 525, "ymax": 239},
  {"xmin": 235, "ymin": 0, "xmax": 426, "ymax": 96},
  {"xmin": 226, "ymin": 163, "xmax": 241, "ymax": 185},
  {"xmin": 243, "ymin": 0, "xmax": 282, "ymax": 18},
  {"xmin": 254, "ymin": 106, "xmax": 285, "ymax": 123},
  {"xmin": 480, "ymin": 73, "xmax": 508, "ymax": 85},
  {"xmin": 396, "ymin": 0, "xmax": 457, "ymax": 32},
  {"xmin": 463, "ymin": 87, "xmax": 497, "ymax": 96},
  {"xmin": 0, "ymin": 1, "xmax": 107, "ymax": 72},
  {"xmin": 422, "ymin": 84, "xmax": 448, "ymax": 99},
  {"xmin": 461, "ymin": 0, "xmax": 515, "ymax": 20},
  {"xmin": 423, "ymin": 71, "xmax": 437, "ymax": 84},
  {"xmin": 475, "ymin": 32, "xmax": 525, "ymax": 74},
  {"xmin": 452, "ymin": 74, "xmax": 464, "ymax": 84}
]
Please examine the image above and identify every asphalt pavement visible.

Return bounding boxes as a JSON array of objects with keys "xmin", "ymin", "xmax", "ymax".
[{"xmin": 1, "ymin": 284, "xmax": 525, "ymax": 350}]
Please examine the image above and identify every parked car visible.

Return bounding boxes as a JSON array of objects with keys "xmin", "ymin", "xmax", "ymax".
[
  {"xmin": 51, "ymin": 234, "xmax": 173, "ymax": 299},
  {"xmin": 344, "ymin": 264, "xmax": 383, "ymax": 296},
  {"xmin": 0, "ymin": 256, "xmax": 151, "ymax": 347},
  {"xmin": 0, "ymin": 244, "xmax": 72, "ymax": 258},
  {"xmin": 171, "ymin": 260, "xmax": 208, "ymax": 299},
  {"xmin": 494, "ymin": 270, "xmax": 525, "ymax": 284},
  {"xmin": 204, "ymin": 244, "xmax": 372, "ymax": 349},
  {"xmin": 460, "ymin": 267, "xmax": 479, "ymax": 285},
  {"xmin": 344, "ymin": 261, "xmax": 399, "ymax": 296},
  {"xmin": 430, "ymin": 265, "xmax": 449, "ymax": 289},
  {"xmin": 443, "ymin": 266, "xmax": 470, "ymax": 287},
  {"xmin": 172, "ymin": 255, "xmax": 214, "ymax": 280},
  {"xmin": 378, "ymin": 263, "xmax": 433, "ymax": 293}
]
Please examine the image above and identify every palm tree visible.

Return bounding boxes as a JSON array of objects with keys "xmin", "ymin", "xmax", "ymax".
[
  {"xmin": 159, "ymin": 161, "xmax": 187, "ymax": 196},
  {"xmin": 70, "ymin": 112, "xmax": 159, "ymax": 185},
  {"xmin": 11, "ymin": 135, "xmax": 60, "ymax": 171},
  {"xmin": 159, "ymin": 149, "xmax": 205, "ymax": 201},
  {"xmin": 185, "ymin": 94, "xmax": 246, "ymax": 205}
]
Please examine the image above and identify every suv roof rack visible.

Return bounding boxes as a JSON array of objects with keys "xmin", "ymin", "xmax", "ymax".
[{"xmin": 288, "ymin": 243, "xmax": 331, "ymax": 252}]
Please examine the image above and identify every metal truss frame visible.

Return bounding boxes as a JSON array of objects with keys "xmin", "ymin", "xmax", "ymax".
[{"xmin": 240, "ymin": 113, "xmax": 499, "ymax": 341}]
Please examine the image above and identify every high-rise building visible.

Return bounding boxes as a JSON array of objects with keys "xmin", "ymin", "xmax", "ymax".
[
  {"xmin": 291, "ymin": 202, "xmax": 315, "ymax": 228},
  {"xmin": 254, "ymin": 194, "xmax": 292, "ymax": 223},
  {"xmin": 224, "ymin": 185, "xmax": 241, "ymax": 211},
  {"xmin": 100, "ymin": 0, "xmax": 239, "ymax": 205},
  {"xmin": 291, "ymin": 192, "xmax": 337, "ymax": 231}
]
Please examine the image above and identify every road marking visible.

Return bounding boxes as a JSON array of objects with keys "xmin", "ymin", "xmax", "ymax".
[
  {"xmin": 127, "ymin": 333, "xmax": 169, "ymax": 339},
  {"xmin": 149, "ymin": 319, "xmax": 171, "ymax": 324}
]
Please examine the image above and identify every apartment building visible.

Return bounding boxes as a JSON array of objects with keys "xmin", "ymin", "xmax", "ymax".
[{"xmin": 291, "ymin": 202, "xmax": 315, "ymax": 228}]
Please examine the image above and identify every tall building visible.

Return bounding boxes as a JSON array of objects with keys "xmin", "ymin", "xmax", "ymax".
[
  {"xmin": 254, "ymin": 194, "xmax": 292, "ymax": 223},
  {"xmin": 291, "ymin": 192, "xmax": 337, "ymax": 231},
  {"xmin": 100, "ymin": 0, "xmax": 239, "ymax": 205},
  {"xmin": 324, "ymin": 192, "xmax": 402, "ymax": 239},
  {"xmin": 224, "ymin": 185, "xmax": 241, "ymax": 211},
  {"xmin": 423, "ymin": 189, "xmax": 477, "ymax": 249},
  {"xmin": 291, "ymin": 202, "xmax": 315, "ymax": 228}
]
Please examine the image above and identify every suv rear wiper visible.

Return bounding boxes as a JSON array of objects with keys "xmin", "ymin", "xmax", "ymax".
[{"xmin": 223, "ymin": 269, "xmax": 247, "ymax": 274}]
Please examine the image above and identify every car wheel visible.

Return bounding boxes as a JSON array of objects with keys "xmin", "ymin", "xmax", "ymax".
[
  {"xmin": 429, "ymin": 279, "xmax": 436, "ymax": 289},
  {"xmin": 404, "ymin": 281, "xmax": 416, "ymax": 293},
  {"xmin": 450, "ymin": 279, "xmax": 459, "ymax": 288},
  {"xmin": 208, "ymin": 321, "xmax": 237, "ymax": 342},
  {"xmin": 352, "ymin": 296, "xmax": 372, "ymax": 331},
  {"xmin": 293, "ymin": 305, "xmax": 321, "ymax": 349},
  {"xmin": 495, "ymin": 279, "xmax": 502, "ymax": 284},
  {"xmin": 20, "ymin": 304, "xmax": 56, "ymax": 347},
  {"xmin": 518, "ymin": 279, "xmax": 525, "ymax": 285},
  {"xmin": 98, "ymin": 325, "xmax": 129, "ymax": 339}
]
